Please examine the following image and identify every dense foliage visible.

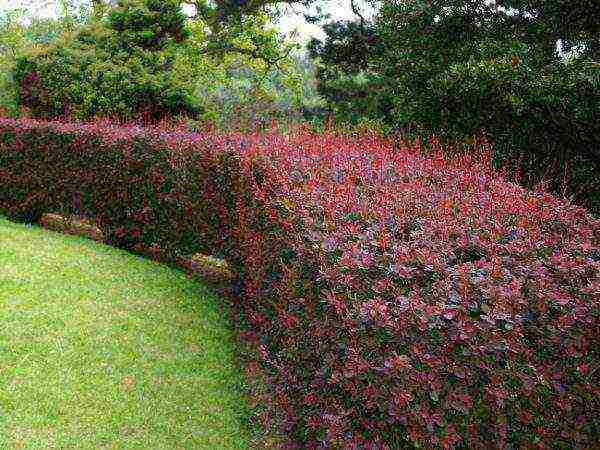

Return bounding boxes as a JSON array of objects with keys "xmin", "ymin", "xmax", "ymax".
[
  {"xmin": 107, "ymin": 0, "xmax": 191, "ymax": 50},
  {"xmin": 2, "ymin": 118, "xmax": 599, "ymax": 448},
  {"xmin": 3, "ymin": 1, "xmax": 320, "ymax": 128},
  {"xmin": 13, "ymin": 0, "xmax": 200, "ymax": 121},
  {"xmin": 0, "ymin": 7, "xmax": 78, "ymax": 116},
  {"xmin": 309, "ymin": 0, "xmax": 600, "ymax": 215}
]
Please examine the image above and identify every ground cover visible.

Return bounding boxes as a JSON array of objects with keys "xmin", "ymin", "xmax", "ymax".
[{"xmin": 0, "ymin": 216, "xmax": 255, "ymax": 450}]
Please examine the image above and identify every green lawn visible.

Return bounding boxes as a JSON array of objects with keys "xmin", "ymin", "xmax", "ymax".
[{"xmin": 0, "ymin": 217, "xmax": 254, "ymax": 449}]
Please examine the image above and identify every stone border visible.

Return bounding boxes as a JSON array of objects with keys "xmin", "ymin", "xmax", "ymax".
[{"xmin": 38, "ymin": 213, "xmax": 234, "ymax": 285}]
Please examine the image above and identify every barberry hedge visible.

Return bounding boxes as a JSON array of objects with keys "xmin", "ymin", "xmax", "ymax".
[{"xmin": 1, "ymin": 118, "xmax": 599, "ymax": 449}]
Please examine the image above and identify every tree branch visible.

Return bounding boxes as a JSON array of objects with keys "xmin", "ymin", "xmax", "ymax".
[
  {"xmin": 350, "ymin": 0, "xmax": 367, "ymax": 30},
  {"xmin": 198, "ymin": 39, "xmax": 295, "ymax": 68}
]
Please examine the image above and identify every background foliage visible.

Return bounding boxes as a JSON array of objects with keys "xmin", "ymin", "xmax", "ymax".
[
  {"xmin": 0, "ymin": 7, "xmax": 78, "ymax": 116},
  {"xmin": 13, "ymin": 0, "xmax": 200, "ymax": 120},
  {"xmin": 1, "ymin": 0, "xmax": 322, "ymax": 126}
]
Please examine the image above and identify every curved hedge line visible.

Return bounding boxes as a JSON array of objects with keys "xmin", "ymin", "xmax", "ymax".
[{"xmin": 1, "ymin": 118, "xmax": 599, "ymax": 448}]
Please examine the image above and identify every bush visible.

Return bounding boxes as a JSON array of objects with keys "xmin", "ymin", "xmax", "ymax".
[
  {"xmin": 1, "ymin": 118, "xmax": 599, "ymax": 448},
  {"xmin": 13, "ymin": 1, "xmax": 199, "ymax": 121},
  {"xmin": 0, "ymin": 10, "xmax": 73, "ymax": 117}
]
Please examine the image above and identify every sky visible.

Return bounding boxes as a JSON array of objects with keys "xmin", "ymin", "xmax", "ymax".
[
  {"xmin": 273, "ymin": 0, "xmax": 376, "ymax": 42},
  {"xmin": 0, "ymin": 0, "xmax": 376, "ymax": 44}
]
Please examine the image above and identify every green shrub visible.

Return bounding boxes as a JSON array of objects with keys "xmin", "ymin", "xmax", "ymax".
[{"xmin": 14, "ymin": 1, "xmax": 199, "ymax": 121}]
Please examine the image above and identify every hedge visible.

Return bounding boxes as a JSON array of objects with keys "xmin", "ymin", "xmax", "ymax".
[{"xmin": 1, "ymin": 118, "xmax": 599, "ymax": 448}]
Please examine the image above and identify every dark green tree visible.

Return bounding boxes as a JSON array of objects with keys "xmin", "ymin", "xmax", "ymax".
[
  {"xmin": 14, "ymin": 0, "xmax": 200, "ymax": 121},
  {"xmin": 108, "ymin": 0, "xmax": 191, "ymax": 50},
  {"xmin": 307, "ymin": 19, "xmax": 393, "ymax": 124}
]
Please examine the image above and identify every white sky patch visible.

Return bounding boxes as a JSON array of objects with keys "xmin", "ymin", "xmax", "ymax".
[
  {"xmin": 1, "ymin": 0, "xmax": 57, "ymax": 16},
  {"xmin": 273, "ymin": 0, "xmax": 376, "ymax": 43}
]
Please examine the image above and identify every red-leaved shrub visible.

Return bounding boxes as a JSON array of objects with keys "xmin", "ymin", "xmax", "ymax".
[{"xmin": 1, "ymin": 118, "xmax": 599, "ymax": 449}]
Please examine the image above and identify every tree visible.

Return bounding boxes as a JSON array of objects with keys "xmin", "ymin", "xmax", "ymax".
[
  {"xmin": 14, "ymin": 0, "xmax": 200, "ymax": 120},
  {"xmin": 107, "ymin": 0, "xmax": 191, "ymax": 49},
  {"xmin": 495, "ymin": 0, "xmax": 600, "ymax": 60}
]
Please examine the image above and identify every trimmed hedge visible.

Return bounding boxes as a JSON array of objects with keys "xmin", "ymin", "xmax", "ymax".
[{"xmin": 1, "ymin": 118, "xmax": 599, "ymax": 448}]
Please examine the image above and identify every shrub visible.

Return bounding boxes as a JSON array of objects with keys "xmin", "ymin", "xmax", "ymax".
[
  {"xmin": 0, "ymin": 10, "xmax": 74, "ymax": 117},
  {"xmin": 13, "ymin": 1, "xmax": 199, "ymax": 121},
  {"xmin": 1, "ymin": 118, "xmax": 599, "ymax": 448}
]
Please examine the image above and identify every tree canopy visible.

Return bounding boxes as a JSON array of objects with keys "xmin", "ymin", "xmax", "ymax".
[{"xmin": 3, "ymin": 0, "xmax": 319, "ymax": 124}]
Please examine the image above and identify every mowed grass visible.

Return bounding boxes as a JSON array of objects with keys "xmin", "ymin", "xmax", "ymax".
[{"xmin": 0, "ymin": 217, "xmax": 253, "ymax": 450}]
